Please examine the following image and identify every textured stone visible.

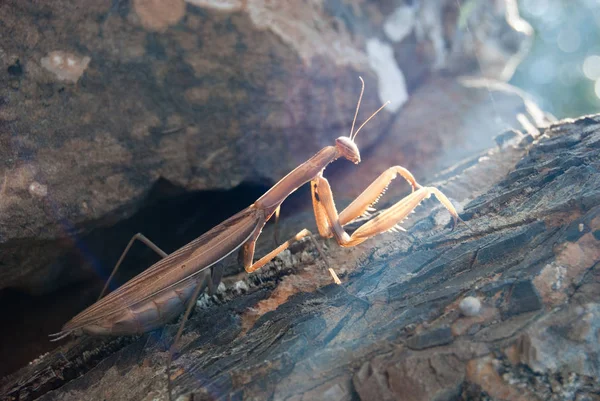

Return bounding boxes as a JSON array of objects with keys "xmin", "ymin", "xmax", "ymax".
[
  {"xmin": 0, "ymin": 0, "xmax": 531, "ymax": 295},
  {"xmin": 354, "ymin": 351, "xmax": 465, "ymax": 401},
  {"xmin": 502, "ymin": 280, "xmax": 544, "ymax": 319},
  {"xmin": 466, "ymin": 356, "xmax": 541, "ymax": 401},
  {"xmin": 520, "ymin": 303, "xmax": 600, "ymax": 377},
  {"xmin": 406, "ymin": 326, "xmax": 454, "ymax": 350}
]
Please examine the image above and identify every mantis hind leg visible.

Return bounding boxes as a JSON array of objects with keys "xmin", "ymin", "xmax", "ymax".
[
  {"xmin": 98, "ymin": 233, "xmax": 169, "ymax": 300},
  {"xmin": 166, "ymin": 268, "xmax": 213, "ymax": 401}
]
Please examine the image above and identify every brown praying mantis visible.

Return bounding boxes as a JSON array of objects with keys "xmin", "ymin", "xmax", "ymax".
[{"xmin": 49, "ymin": 78, "xmax": 460, "ymax": 400}]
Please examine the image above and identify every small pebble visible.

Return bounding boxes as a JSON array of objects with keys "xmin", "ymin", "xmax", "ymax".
[
  {"xmin": 234, "ymin": 280, "xmax": 248, "ymax": 293},
  {"xmin": 433, "ymin": 209, "xmax": 452, "ymax": 227},
  {"xmin": 459, "ymin": 296, "xmax": 482, "ymax": 317},
  {"xmin": 277, "ymin": 249, "xmax": 293, "ymax": 268},
  {"xmin": 9, "ymin": 78, "xmax": 20, "ymax": 90},
  {"xmin": 28, "ymin": 181, "xmax": 48, "ymax": 197},
  {"xmin": 28, "ymin": 352, "xmax": 49, "ymax": 365},
  {"xmin": 195, "ymin": 293, "xmax": 211, "ymax": 308},
  {"xmin": 300, "ymin": 250, "xmax": 312, "ymax": 264}
]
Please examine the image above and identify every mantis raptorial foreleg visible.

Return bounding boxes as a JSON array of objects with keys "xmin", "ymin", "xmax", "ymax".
[
  {"xmin": 311, "ymin": 169, "xmax": 459, "ymax": 247},
  {"xmin": 311, "ymin": 166, "xmax": 421, "ymax": 241},
  {"xmin": 338, "ymin": 166, "xmax": 419, "ymax": 225},
  {"xmin": 98, "ymin": 233, "xmax": 169, "ymax": 300},
  {"xmin": 349, "ymin": 187, "xmax": 459, "ymax": 240}
]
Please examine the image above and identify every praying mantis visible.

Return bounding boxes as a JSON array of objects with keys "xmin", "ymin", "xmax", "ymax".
[{"xmin": 49, "ymin": 78, "xmax": 460, "ymax": 400}]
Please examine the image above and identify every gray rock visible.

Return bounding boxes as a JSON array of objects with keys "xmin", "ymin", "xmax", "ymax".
[
  {"xmin": 354, "ymin": 351, "xmax": 465, "ymax": 401},
  {"xmin": 406, "ymin": 326, "xmax": 454, "ymax": 350},
  {"xmin": 0, "ymin": 0, "xmax": 532, "ymax": 295}
]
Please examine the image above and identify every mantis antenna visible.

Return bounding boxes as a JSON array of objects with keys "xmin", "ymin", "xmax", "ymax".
[
  {"xmin": 349, "ymin": 77, "xmax": 391, "ymax": 141},
  {"xmin": 349, "ymin": 76, "xmax": 366, "ymax": 139},
  {"xmin": 351, "ymin": 100, "xmax": 391, "ymax": 141}
]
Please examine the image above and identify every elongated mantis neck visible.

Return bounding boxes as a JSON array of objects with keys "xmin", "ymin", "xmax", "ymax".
[{"xmin": 255, "ymin": 146, "xmax": 340, "ymax": 213}]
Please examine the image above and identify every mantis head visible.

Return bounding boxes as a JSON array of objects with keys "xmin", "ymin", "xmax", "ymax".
[
  {"xmin": 336, "ymin": 76, "xmax": 390, "ymax": 165},
  {"xmin": 335, "ymin": 136, "xmax": 361, "ymax": 164}
]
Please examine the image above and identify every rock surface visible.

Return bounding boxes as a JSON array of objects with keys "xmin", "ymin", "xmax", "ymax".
[
  {"xmin": 2, "ymin": 112, "xmax": 599, "ymax": 400},
  {"xmin": 0, "ymin": 0, "xmax": 530, "ymax": 293}
]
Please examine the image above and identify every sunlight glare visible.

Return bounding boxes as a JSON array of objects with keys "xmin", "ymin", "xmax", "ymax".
[
  {"xmin": 529, "ymin": 57, "xmax": 557, "ymax": 85},
  {"xmin": 583, "ymin": 55, "xmax": 600, "ymax": 80},
  {"xmin": 594, "ymin": 79, "xmax": 600, "ymax": 99},
  {"xmin": 557, "ymin": 28, "xmax": 581, "ymax": 53}
]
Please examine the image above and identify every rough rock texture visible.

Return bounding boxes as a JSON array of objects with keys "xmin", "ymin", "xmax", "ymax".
[
  {"xmin": 0, "ymin": 0, "xmax": 530, "ymax": 294},
  {"xmin": 2, "ymin": 111, "xmax": 599, "ymax": 400}
]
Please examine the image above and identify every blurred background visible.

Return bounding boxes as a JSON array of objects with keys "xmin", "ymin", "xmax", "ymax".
[{"xmin": 513, "ymin": 0, "xmax": 600, "ymax": 117}]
